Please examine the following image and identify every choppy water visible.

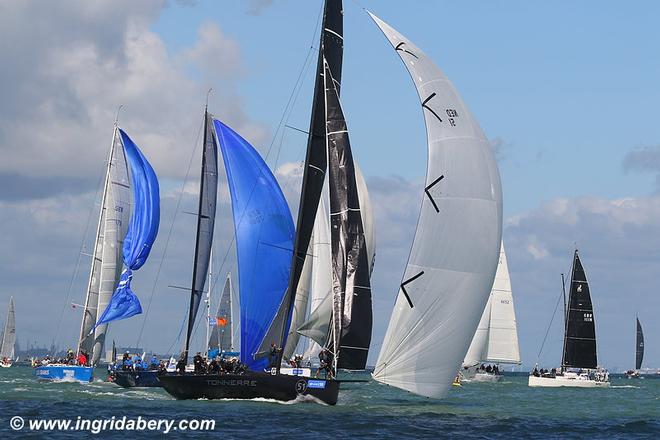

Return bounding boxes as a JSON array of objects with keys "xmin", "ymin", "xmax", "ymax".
[{"xmin": 0, "ymin": 366, "xmax": 658, "ymax": 438}]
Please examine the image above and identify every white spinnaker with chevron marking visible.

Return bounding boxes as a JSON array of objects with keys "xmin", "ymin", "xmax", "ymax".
[{"xmin": 369, "ymin": 12, "xmax": 502, "ymax": 398}]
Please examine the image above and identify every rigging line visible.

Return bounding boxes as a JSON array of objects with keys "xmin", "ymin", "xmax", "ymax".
[
  {"xmin": 536, "ymin": 258, "xmax": 574, "ymax": 363},
  {"xmin": 135, "ymin": 114, "xmax": 205, "ymax": 348},
  {"xmin": 53, "ymin": 166, "xmax": 106, "ymax": 349},
  {"xmin": 206, "ymin": 5, "xmax": 323, "ymax": 298}
]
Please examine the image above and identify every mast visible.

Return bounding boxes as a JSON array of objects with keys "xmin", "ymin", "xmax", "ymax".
[
  {"xmin": 77, "ymin": 122, "xmax": 119, "ymax": 356},
  {"xmin": 184, "ymin": 107, "xmax": 218, "ymax": 360},
  {"xmin": 273, "ymin": 0, "xmax": 344, "ymax": 366},
  {"xmin": 560, "ymin": 272, "xmax": 568, "ymax": 369}
]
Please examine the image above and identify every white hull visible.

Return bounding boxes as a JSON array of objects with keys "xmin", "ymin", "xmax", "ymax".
[
  {"xmin": 0, "ymin": 362, "xmax": 12, "ymax": 368},
  {"xmin": 528, "ymin": 373, "xmax": 610, "ymax": 388}
]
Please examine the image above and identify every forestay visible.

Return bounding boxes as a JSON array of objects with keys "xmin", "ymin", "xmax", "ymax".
[{"xmin": 369, "ymin": 12, "xmax": 503, "ymax": 398}]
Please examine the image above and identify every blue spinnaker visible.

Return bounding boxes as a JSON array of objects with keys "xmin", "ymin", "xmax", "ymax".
[
  {"xmin": 94, "ymin": 129, "xmax": 160, "ymax": 327},
  {"xmin": 214, "ymin": 119, "xmax": 294, "ymax": 371}
]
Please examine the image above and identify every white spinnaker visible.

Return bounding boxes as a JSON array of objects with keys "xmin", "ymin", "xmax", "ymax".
[
  {"xmin": 0, "ymin": 297, "xmax": 16, "ymax": 359},
  {"xmin": 484, "ymin": 243, "xmax": 520, "ymax": 364},
  {"xmin": 369, "ymin": 13, "xmax": 503, "ymax": 398},
  {"xmin": 78, "ymin": 128, "xmax": 131, "ymax": 365}
]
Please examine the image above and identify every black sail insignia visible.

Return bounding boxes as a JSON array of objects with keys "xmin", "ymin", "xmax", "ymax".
[
  {"xmin": 562, "ymin": 250, "xmax": 597, "ymax": 369},
  {"xmin": 324, "ymin": 60, "xmax": 372, "ymax": 370},
  {"xmin": 184, "ymin": 111, "xmax": 218, "ymax": 357},
  {"xmin": 636, "ymin": 317, "xmax": 644, "ymax": 370}
]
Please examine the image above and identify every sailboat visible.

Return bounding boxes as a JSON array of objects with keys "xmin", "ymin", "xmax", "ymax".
[
  {"xmin": 0, "ymin": 297, "xmax": 16, "ymax": 368},
  {"xmin": 368, "ymin": 12, "xmax": 503, "ymax": 399},
  {"xmin": 461, "ymin": 243, "xmax": 521, "ymax": 382},
  {"xmin": 35, "ymin": 116, "xmax": 160, "ymax": 382},
  {"xmin": 528, "ymin": 250, "xmax": 610, "ymax": 388},
  {"xmin": 207, "ymin": 273, "xmax": 237, "ymax": 357},
  {"xmin": 159, "ymin": 109, "xmax": 341, "ymax": 403},
  {"xmin": 159, "ymin": 0, "xmax": 373, "ymax": 405},
  {"xmin": 625, "ymin": 318, "xmax": 644, "ymax": 378}
]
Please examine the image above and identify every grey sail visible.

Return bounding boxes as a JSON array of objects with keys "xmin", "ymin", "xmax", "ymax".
[
  {"xmin": 0, "ymin": 297, "xmax": 16, "ymax": 359},
  {"xmin": 185, "ymin": 112, "xmax": 218, "ymax": 356},
  {"xmin": 370, "ymin": 13, "xmax": 503, "ymax": 398},
  {"xmin": 208, "ymin": 274, "xmax": 234, "ymax": 352},
  {"xmin": 324, "ymin": 58, "xmax": 373, "ymax": 370},
  {"xmin": 635, "ymin": 317, "xmax": 644, "ymax": 370},
  {"xmin": 78, "ymin": 127, "xmax": 131, "ymax": 365}
]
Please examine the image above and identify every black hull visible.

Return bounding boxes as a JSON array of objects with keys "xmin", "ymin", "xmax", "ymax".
[
  {"xmin": 111, "ymin": 370, "xmax": 162, "ymax": 388},
  {"xmin": 159, "ymin": 372, "xmax": 340, "ymax": 405}
]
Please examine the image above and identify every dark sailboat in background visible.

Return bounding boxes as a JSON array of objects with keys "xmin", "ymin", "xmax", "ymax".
[
  {"xmin": 625, "ymin": 318, "xmax": 644, "ymax": 378},
  {"xmin": 529, "ymin": 250, "xmax": 610, "ymax": 388}
]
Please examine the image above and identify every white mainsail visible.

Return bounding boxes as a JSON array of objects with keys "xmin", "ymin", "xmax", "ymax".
[
  {"xmin": 370, "ymin": 12, "xmax": 503, "ymax": 398},
  {"xmin": 78, "ymin": 127, "xmax": 131, "ymax": 365},
  {"xmin": 0, "ymin": 297, "xmax": 16, "ymax": 359},
  {"xmin": 463, "ymin": 242, "xmax": 521, "ymax": 366}
]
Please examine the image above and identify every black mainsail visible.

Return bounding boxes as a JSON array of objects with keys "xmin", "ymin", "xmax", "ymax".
[
  {"xmin": 562, "ymin": 250, "xmax": 597, "ymax": 370},
  {"xmin": 323, "ymin": 60, "xmax": 372, "ymax": 369},
  {"xmin": 260, "ymin": 0, "xmax": 346, "ymax": 359},
  {"xmin": 184, "ymin": 111, "xmax": 218, "ymax": 357},
  {"xmin": 636, "ymin": 317, "xmax": 644, "ymax": 370}
]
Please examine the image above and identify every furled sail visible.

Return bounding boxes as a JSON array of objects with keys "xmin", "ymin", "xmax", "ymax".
[
  {"xmin": 463, "ymin": 242, "xmax": 520, "ymax": 366},
  {"xmin": 78, "ymin": 127, "xmax": 131, "ymax": 360},
  {"xmin": 324, "ymin": 58, "xmax": 373, "ymax": 370},
  {"xmin": 214, "ymin": 119, "xmax": 294, "ymax": 371},
  {"xmin": 208, "ymin": 273, "xmax": 234, "ymax": 352},
  {"xmin": 562, "ymin": 250, "xmax": 597, "ymax": 370},
  {"xmin": 0, "ymin": 297, "xmax": 16, "ymax": 359},
  {"xmin": 262, "ymin": 0, "xmax": 345, "ymax": 359},
  {"xmin": 370, "ymin": 12, "xmax": 503, "ymax": 398},
  {"xmin": 635, "ymin": 317, "xmax": 644, "ymax": 370},
  {"xmin": 184, "ymin": 113, "xmax": 218, "ymax": 356}
]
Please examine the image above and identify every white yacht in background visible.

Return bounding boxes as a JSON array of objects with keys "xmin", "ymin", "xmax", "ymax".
[
  {"xmin": 528, "ymin": 250, "xmax": 610, "ymax": 388},
  {"xmin": 461, "ymin": 243, "xmax": 520, "ymax": 382},
  {"xmin": 0, "ymin": 297, "xmax": 16, "ymax": 368}
]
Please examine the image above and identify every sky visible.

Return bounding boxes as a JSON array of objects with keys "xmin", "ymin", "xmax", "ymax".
[{"xmin": 1, "ymin": 0, "xmax": 659, "ymax": 371}]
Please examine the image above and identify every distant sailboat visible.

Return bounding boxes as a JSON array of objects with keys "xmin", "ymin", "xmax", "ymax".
[
  {"xmin": 461, "ymin": 242, "xmax": 521, "ymax": 382},
  {"xmin": 35, "ymin": 116, "xmax": 160, "ymax": 382},
  {"xmin": 208, "ymin": 273, "xmax": 236, "ymax": 356},
  {"xmin": 625, "ymin": 318, "xmax": 644, "ymax": 378},
  {"xmin": 369, "ymin": 12, "xmax": 503, "ymax": 399},
  {"xmin": 528, "ymin": 250, "xmax": 610, "ymax": 388},
  {"xmin": 0, "ymin": 297, "xmax": 16, "ymax": 368}
]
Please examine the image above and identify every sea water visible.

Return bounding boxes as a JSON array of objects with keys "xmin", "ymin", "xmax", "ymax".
[{"xmin": 0, "ymin": 366, "xmax": 658, "ymax": 438}]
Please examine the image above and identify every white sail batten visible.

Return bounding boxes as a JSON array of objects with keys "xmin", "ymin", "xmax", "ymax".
[
  {"xmin": 78, "ymin": 127, "xmax": 131, "ymax": 365},
  {"xmin": 464, "ymin": 243, "xmax": 521, "ymax": 366},
  {"xmin": 0, "ymin": 297, "xmax": 16, "ymax": 359},
  {"xmin": 369, "ymin": 12, "xmax": 503, "ymax": 398}
]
